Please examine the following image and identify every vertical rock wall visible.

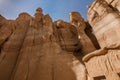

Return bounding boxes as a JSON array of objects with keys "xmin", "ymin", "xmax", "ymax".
[
  {"xmin": 0, "ymin": 8, "xmax": 96, "ymax": 80},
  {"xmin": 105, "ymin": 0, "xmax": 120, "ymax": 12},
  {"xmin": 88, "ymin": 0, "xmax": 120, "ymax": 48},
  {"xmin": 84, "ymin": 0, "xmax": 120, "ymax": 80},
  {"xmin": 0, "ymin": 0, "xmax": 120, "ymax": 79},
  {"xmin": 70, "ymin": 12, "xmax": 97, "ymax": 54}
]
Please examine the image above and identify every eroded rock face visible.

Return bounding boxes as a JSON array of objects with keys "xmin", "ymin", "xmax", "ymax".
[
  {"xmin": 85, "ymin": 22, "xmax": 100, "ymax": 49},
  {"xmin": 70, "ymin": 12, "xmax": 96, "ymax": 54},
  {"xmin": 0, "ymin": 13, "xmax": 31, "ymax": 80},
  {"xmin": 105, "ymin": 0, "xmax": 120, "ymax": 12},
  {"xmin": 84, "ymin": 0, "xmax": 120, "ymax": 80},
  {"xmin": 87, "ymin": 0, "xmax": 120, "ymax": 48},
  {"xmin": 83, "ymin": 47, "xmax": 120, "ymax": 80},
  {"xmin": 0, "ymin": 8, "xmax": 92, "ymax": 80},
  {"xmin": 1, "ymin": 1, "xmax": 119, "ymax": 79},
  {"xmin": 0, "ymin": 15, "xmax": 6, "ymax": 23},
  {"xmin": 55, "ymin": 20, "xmax": 81, "ymax": 52}
]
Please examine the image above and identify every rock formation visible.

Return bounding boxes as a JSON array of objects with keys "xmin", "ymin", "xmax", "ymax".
[
  {"xmin": 83, "ymin": 0, "xmax": 120, "ymax": 80},
  {"xmin": 70, "ymin": 12, "xmax": 96, "ymax": 54},
  {"xmin": 106, "ymin": 0, "xmax": 120, "ymax": 12},
  {"xmin": 0, "ymin": 7, "xmax": 98, "ymax": 80},
  {"xmin": 0, "ymin": 0, "xmax": 120, "ymax": 80}
]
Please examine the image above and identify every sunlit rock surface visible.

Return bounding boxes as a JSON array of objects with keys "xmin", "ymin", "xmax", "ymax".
[
  {"xmin": 84, "ymin": 0, "xmax": 120, "ymax": 80},
  {"xmin": 0, "ymin": 0, "xmax": 120, "ymax": 79},
  {"xmin": 0, "ymin": 8, "xmax": 95, "ymax": 80}
]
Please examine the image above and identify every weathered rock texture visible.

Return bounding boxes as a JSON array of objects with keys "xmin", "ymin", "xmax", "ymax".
[
  {"xmin": 83, "ymin": 46, "xmax": 120, "ymax": 80},
  {"xmin": 70, "ymin": 12, "xmax": 96, "ymax": 54},
  {"xmin": 0, "ymin": 0, "xmax": 120, "ymax": 79},
  {"xmin": 106, "ymin": 0, "xmax": 120, "ymax": 12},
  {"xmin": 87, "ymin": 0, "xmax": 120, "ymax": 48},
  {"xmin": 84, "ymin": 0, "xmax": 120, "ymax": 80},
  {"xmin": 0, "ymin": 7, "xmax": 99, "ymax": 80}
]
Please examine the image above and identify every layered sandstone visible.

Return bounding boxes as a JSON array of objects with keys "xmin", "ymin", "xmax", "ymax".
[
  {"xmin": 88, "ymin": 0, "xmax": 120, "ymax": 48},
  {"xmin": 0, "ymin": 0, "xmax": 120, "ymax": 79},
  {"xmin": 0, "ymin": 7, "xmax": 99, "ymax": 80},
  {"xmin": 83, "ymin": 46, "xmax": 120, "ymax": 80},
  {"xmin": 83, "ymin": 0, "xmax": 120, "ymax": 80},
  {"xmin": 105, "ymin": 0, "xmax": 120, "ymax": 12},
  {"xmin": 69, "ymin": 12, "xmax": 96, "ymax": 54}
]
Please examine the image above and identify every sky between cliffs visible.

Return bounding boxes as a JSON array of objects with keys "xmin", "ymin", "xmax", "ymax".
[{"xmin": 0, "ymin": 0, "xmax": 94, "ymax": 22}]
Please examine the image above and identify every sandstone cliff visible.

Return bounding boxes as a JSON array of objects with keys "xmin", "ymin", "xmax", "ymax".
[
  {"xmin": 0, "ymin": 0, "xmax": 120, "ymax": 80},
  {"xmin": 0, "ymin": 7, "xmax": 99, "ymax": 80},
  {"xmin": 84, "ymin": 0, "xmax": 120, "ymax": 80}
]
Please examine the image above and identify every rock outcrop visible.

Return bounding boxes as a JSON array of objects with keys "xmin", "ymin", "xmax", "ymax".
[
  {"xmin": 0, "ymin": 0, "xmax": 120, "ymax": 79},
  {"xmin": 83, "ymin": 0, "xmax": 120, "ymax": 80},
  {"xmin": 0, "ymin": 12, "xmax": 31, "ymax": 80},
  {"xmin": 87, "ymin": 0, "xmax": 120, "ymax": 48},
  {"xmin": 0, "ymin": 8, "xmax": 96, "ymax": 80},
  {"xmin": 55, "ymin": 20, "xmax": 81, "ymax": 52},
  {"xmin": 69, "ymin": 12, "xmax": 96, "ymax": 54},
  {"xmin": 106, "ymin": 0, "xmax": 120, "ymax": 12}
]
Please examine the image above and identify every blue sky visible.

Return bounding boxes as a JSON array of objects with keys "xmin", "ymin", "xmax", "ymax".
[{"xmin": 0, "ymin": 0, "xmax": 94, "ymax": 22}]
